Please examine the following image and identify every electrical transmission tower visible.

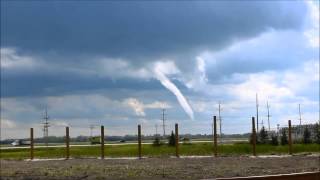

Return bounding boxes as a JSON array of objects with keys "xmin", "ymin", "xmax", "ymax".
[
  {"xmin": 42, "ymin": 107, "xmax": 50, "ymax": 147},
  {"xmin": 267, "ymin": 101, "xmax": 271, "ymax": 131},
  {"xmin": 161, "ymin": 109, "xmax": 166, "ymax": 138}
]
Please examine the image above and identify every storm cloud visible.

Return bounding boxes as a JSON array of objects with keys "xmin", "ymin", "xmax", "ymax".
[
  {"xmin": 1, "ymin": 1, "xmax": 318, "ymax": 138},
  {"xmin": 2, "ymin": 1, "xmax": 306, "ymax": 58}
]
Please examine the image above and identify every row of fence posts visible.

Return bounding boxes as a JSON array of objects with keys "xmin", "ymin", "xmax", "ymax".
[
  {"xmin": 251, "ymin": 117, "xmax": 293, "ymax": 155},
  {"xmin": 29, "ymin": 117, "xmax": 293, "ymax": 160}
]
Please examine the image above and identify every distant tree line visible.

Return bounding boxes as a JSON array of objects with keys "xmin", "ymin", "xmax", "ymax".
[
  {"xmin": 1, "ymin": 133, "xmax": 251, "ymax": 144},
  {"xmin": 250, "ymin": 123, "xmax": 320, "ymax": 145}
]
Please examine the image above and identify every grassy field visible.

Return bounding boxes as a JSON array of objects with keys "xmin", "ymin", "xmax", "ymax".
[{"xmin": 1, "ymin": 143, "xmax": 319, "ymax": 160}]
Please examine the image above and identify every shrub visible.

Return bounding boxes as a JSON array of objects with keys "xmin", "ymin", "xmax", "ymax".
[
  {"xmin": 182, "ymin": 137, "xmax": 192, "ymax": 145},
  {"xmin": 281, "ymin": 130, "xmax": 288, "ymax": 145},
  {"xmin": 153, "ymin": 136, "xmax": 162, "ymax": 146},
  {"xmin": 303, "ymin": 127, "xmax": 311, "ymax": 144},
  {"xmin": 270, "ymin": 134, "xmax": 278, "ymax": 146},
  {"xmin": 259, "ymin": 126, "xmax": 268, "ymax": 144},
  {"xmin": 314, "ymin": 123, "xmax": 320, "ymax": 144},
  {"xmin": 168, "ymin": 131, "xmax": 175, "ymax": 146}
]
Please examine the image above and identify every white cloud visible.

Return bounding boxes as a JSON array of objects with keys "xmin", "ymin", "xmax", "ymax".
[
  {"xmin": 144, "ymin": 101, "xmax": 171, "ymax": 109},
  {"xmin": 1, "ymin": 48, "xmax": 40, "ymax": 69},
  {"xmin": 282, "ymin": 60, "xmax": 319, "ymax": 93},
  {"xmin": 228, "ymin": 72, "xmax": 293, "ymax": 102},
  {"xmin": 225, "ymin": 60, "xmax": 319, "ymax": 103},
  {"xmin": 185, "ymin": 56, "xmax": 208, "ymax": 90},
  {"xmin": 304, "ymin": 0, "xmax": 319, "ymax": 48},
  {"xmin": 97, "ymin": 58, "xmax": 151, "ymax": 79},
  {"xmin": 1, "ymin": 119, "xmax": 17, "ymax": 128},
  {"xmin": 123, "ymin": 98, "xmax": 146, "ymax": 116},
  {"xmin": 51, "ymin": 120, "xmax": 70, "ymax": 127},
  {"xmin": 123, "ymin": 98, "xmax": 171, "ymax": 117}
]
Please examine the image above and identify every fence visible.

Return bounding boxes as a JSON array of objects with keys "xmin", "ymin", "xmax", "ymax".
[{"xmin": 24, "ymin": 117, "xmax": 300, "ymax": 160}]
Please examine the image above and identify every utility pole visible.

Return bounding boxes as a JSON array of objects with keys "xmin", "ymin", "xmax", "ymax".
[
  {"xmin": 256, "ymin": 93, "xmax": 259, "ymax": 131},
  {"xmin": 42, "ymin": 107, "xmax": 50, "ymax": 147},
  {"xmin": 161, "ymin": 109, "xmax": 166, "ymax": 138},
  {"xmin": 267, "ymin": 101, "xmax": 271, "ymax": 131}
]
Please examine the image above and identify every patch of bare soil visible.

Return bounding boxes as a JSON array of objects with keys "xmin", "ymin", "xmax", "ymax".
[{"xmin": 1, "ymin": 155, "xmax": 319, "ymax": 180}]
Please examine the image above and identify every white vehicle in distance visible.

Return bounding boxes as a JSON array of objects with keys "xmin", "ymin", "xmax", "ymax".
[{"xmin": 11, "ymin": 140, "xmax": 31, "ymax": 146}]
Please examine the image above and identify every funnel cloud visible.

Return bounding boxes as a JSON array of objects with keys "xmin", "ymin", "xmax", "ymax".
[{"xmin": 154, "ymin": 62, "xmax": 194, "ymax": 120}]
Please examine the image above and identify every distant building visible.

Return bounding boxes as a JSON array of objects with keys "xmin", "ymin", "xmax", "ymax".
[{"xmin": 279, "ymin": 123, "xmax": 319, "ymax": 141}]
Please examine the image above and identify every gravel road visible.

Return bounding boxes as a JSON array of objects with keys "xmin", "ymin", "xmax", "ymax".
[{"xmin": 1, "ymin": 155, "xmax": 319, "ymax": 180}]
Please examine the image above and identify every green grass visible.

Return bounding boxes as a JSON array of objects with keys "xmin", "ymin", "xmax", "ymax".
[{"xmin": 1, "ymin": 143, "xmax": 319, "ymax": 160}]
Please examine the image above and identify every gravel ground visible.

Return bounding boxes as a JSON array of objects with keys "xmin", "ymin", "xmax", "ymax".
[{"xmin": 1, "ymin": 155, "xmax": 319, "ymax": 180}]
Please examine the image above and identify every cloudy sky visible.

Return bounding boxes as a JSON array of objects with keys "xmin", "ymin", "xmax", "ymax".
[{"xmin": 1, "ymin": 1, "xmax": 319, "ymax": 139}]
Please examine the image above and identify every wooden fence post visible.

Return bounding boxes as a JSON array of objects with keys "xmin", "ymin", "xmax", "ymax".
[
  {"xmin": 30, "ymin": 128, "xmax": 34, "ymax": 160},
  {"xmin": 138, "ymin": 124, "xmax": 142, "ymax": 159},
  {"xmin": 175, "ymin": 123, "xmax": 179, "ymax": 157},
  {"xmin": 252, "ymin": 117, "xmax": 256, "ymax": 156},
  {"xmin": 288, "ymin": 120, "xmax": 292, "ymax": 155},
  {"xmin": 213, "ymin": 116, "xmax": 218, "ymax": 157},
  {"xmin": 66, "ymin": 126, "xmax": 70, "ymax": 159},
  {"xmin": 101, "ymin": 125, "xmax": 104, "ymax": 159}
]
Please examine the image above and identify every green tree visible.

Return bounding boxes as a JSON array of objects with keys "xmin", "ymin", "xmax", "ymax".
[
  {"xmin": 168, "ymin": 131, "xmax": 175, "ymax": 146},
  {"xmin": 303, "ymin": 127, "xmax": 311, "ymax": 144},
  {"xmin": 281, "ymin": 130, "xmax": 288, "ymax": 145},
  {"xmin": 271, "ymin": 134, "xmax": 278, "ymax": 146},
  {"xmin": 259, "ymin": 126, "xmax": 268, "ymax": 144},
  {"xmin": 315, "ymin": 123, "xmax": 320, "ymax": 144},
  {"xmin": 153, "ymin": 136, "xmax": 162, "ymax": 146},
  {"xmin": 182, "ymin": 137, "xmax": 192, "ymax": 145}
]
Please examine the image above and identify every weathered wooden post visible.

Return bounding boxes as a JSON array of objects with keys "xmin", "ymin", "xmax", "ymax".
[
  {"xmin": 175, "ymin": 123, "xmax": 179, "ymax": 157},
  {"xmin": 252, "ymin": 117, "xmax": 256, "ymax": 156},
  {"xmin": 213, "ymin": 116, "xmax": 218, "ymax": 157},
  {"xmin": 101, "ymin": 125, "xmax": 105, "ymax": 159},
  {"xmin": 30, "ymin": 128, "xmax": 34, "ymax": 160},
  {"xmin": 288, "ymin": 120, "xmax": 292, "ymax": 155},
  {"xmin": 66, "ymin": 126, "xmax": 70, "ymax": 159},
  {"xmin": 138, "ymin": 124, "xmax": 142, "ymax": 159}
]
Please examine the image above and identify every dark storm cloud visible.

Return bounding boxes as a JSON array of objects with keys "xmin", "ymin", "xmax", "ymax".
[
  {"xmin": 1, "ymin": 72, "xmax": 164, "ymax": 97},
  {"xmin": 1, "ymin": 1, "xmax": 307, "ymax": 59},
  {"xmin": 1, "ymin": 1, "xmax": 308, "ymax": 97}
]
